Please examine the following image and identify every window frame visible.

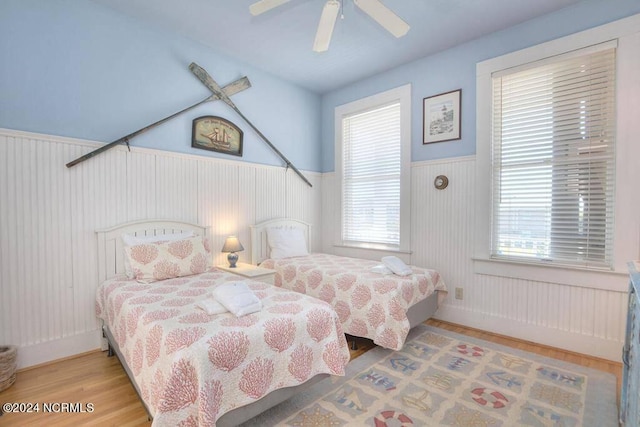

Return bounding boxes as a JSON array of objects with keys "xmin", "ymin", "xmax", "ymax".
[
  {"xmin": 334, "ymin": 84, "xmax": 412, "ymax": 253},
  {"xmin": 474, "ymin": 15, "xmax": 640, "ymax": 291}
]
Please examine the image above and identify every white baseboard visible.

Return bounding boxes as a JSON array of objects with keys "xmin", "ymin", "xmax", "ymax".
[
  {"xmin": 16, "ymin": 330, "xmax": 103, "ymax": 369},
  {"xmin": 435, "ymin": 304, "xmax": 622, "ymax": 362}
]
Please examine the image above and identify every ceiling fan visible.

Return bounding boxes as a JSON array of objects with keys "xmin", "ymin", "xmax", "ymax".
[{"xmin": 249, "ymin": 0, "xmax": 410, "ymax": 52}]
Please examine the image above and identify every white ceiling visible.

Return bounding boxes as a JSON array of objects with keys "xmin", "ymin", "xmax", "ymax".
[{"xmin": 90, "ymin": 0, "xmax": 583, "ymax": 93}]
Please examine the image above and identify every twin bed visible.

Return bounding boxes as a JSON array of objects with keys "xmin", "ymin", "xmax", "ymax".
[
  {"xmin": 250, "ymin": 218, "xmax": 447, "ymax": 351},
  {"xmin": 95, "ymin": 220, "xmax": 350, "ymax": 426},
  {"xmin": 95, "ymin": 218, "xmax": 446, "ymax": 426}
]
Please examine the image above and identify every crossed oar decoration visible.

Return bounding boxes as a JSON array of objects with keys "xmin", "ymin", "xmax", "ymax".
[{"xmin": 66, "ymin": 62, "xmax": 312, "ymax": 188}]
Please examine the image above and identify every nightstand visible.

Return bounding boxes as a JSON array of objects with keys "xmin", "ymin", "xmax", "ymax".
[{"xmin": 216, "ymin": 262, "xmax": 276, "ymax": 285}]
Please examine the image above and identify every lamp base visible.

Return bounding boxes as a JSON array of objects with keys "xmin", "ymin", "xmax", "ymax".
[{"xmin": 227, "ymin": 252, "xmax": 239, "ymax": 268}]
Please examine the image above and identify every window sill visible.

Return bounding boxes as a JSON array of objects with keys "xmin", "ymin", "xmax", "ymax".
[
  {"xmin": 334, "ymin": 243, "xmax": 411, "ymax": 254},
  {"xmin": 333, "ymin": 243, "xmax": 412, "ymax": 255},
  {"xmin": 472, "ymin": 257, "xmax": 627, "ymax": 292}
]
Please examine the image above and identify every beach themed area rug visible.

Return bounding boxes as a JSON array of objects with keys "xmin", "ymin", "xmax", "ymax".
[{"xmin": 242, "ymin": 325, "xmax": 617, "ymax": 427}]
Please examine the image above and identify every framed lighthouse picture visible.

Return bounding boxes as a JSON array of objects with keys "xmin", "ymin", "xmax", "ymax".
[
  {"xmin": 192, "ymin": 116, "xmax": 243, "ymax": 156},
  {"xmin": 423, "ymin": 89, "xmax": 461, "ymax": 144}
]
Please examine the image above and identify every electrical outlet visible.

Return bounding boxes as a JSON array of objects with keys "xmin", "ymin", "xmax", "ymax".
[{"xmin": 455, "ymin": 287, "xmax": 463, "ymax": 300}]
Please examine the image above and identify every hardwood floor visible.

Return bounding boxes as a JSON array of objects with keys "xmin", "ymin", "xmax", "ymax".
[{"xmin": 0, "ymin": 319, "xmax": 621, "ymax": 426}]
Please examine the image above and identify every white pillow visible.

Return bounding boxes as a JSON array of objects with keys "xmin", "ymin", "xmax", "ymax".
[
  {"xmin": 122, "ymin": 231, "xmax": 195, "ymax": 278},
  {"xmin": 267, "ymin": 227, "xmax": 309, "ymax": 259}
]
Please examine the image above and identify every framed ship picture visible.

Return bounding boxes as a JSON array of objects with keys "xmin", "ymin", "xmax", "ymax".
[{"xmin": 192, "ymin": 116, "xmax": 243, "ymax": 156}]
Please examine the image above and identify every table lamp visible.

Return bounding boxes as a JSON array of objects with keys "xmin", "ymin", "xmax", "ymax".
[{"xmin": 222, "ymin": 236, "xmax": 244, "ymax": 268}]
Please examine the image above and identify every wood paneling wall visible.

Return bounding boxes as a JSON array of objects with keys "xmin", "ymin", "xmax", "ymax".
[
  {"xmin": 0, "ymin": 129, "xmax": 627, "ymax": 367},
  {"xmin": 323, "ymin": 156, "xmax": 627, "ymax": 361},
  {"xmin": 0, "ymin": 129, "xmax": 321, "ymax": 368}
]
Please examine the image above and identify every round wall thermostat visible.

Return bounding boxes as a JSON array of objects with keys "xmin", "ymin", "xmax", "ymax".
[{"xmin": 434, "ymin": 175, "xmax": 449, "ymax": 190}]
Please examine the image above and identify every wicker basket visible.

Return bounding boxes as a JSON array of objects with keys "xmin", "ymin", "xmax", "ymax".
[{"xmin": 0, "ymin": 345, "xmax": 17, "ymax": 392}]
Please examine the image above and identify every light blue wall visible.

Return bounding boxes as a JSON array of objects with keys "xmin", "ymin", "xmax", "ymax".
[
  {"xmin": 320, "ymin": 0, "xmax": 640, "ymax": 172},
  {"xmin": 0, "ymin": 0, "xmax": 323, "ymax": 172},
  {"xmin": 3, "ymin": 1, "xmax": 639, "ymax": 174}
]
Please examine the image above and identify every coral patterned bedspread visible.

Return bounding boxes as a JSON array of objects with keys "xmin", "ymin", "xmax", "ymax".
[
  {"xmin": 95, "ymin": 269, "xmax": 350, "ymax": 426},
  {"xmin": 261, "ymin": 253, "xmax": 447, "ymax": 351}
]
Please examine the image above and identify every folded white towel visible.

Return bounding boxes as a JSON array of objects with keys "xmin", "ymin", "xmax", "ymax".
[
  {"xmin": 196, "ymin": 297, "xmax": 228, "ymax": 315},
  {"xmin": 381, "ymin": 256, "xmax": 412, "ymax": 276},
  {"xmin": 371, "ymin": 264, "xmax": 393, "ymax": 275},
  {"xmin": 212, "ymin": 281, "xmax": 262, "ymax": 317}
]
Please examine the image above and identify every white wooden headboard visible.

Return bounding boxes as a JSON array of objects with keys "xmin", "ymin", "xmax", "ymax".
[
  {"xmin": 249, "ymin": 218, "xmax": 311, "ymax": 265},
  {"xmin": 96, "ymin": 219, "xmax": 208, "ymax": 282}
]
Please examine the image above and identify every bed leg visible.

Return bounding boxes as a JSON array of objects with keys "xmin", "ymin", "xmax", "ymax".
[
  {"xmin": 107, "ymin": 344, "xmax": 114, "ymax": 357},
  {"xmin": 351, "ymin": 338, "xmax": 358, "ymax": 351}
]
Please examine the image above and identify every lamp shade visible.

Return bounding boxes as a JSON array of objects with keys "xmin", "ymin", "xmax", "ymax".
[{"xmin": 221, "ymin": 236, "xmax": 244, "ymax": 253}]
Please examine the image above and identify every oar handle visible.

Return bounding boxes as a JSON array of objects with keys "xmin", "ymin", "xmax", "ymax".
[
  {"xmin": 66, "ymin": 97, "xmax": 210, "ymax": 168},
  {"xmin": 233, "ymin": 108, "xmax": 313, "ymax": 187}
]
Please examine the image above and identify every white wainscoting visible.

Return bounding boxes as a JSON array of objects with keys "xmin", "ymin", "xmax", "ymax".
[
  {"xmin": 323, "ymin": 156, "xmax": 628, "ymax": 361},
  {"xmin": 0, "ymin": 129, "xmax": 628, "ymax": 366},
  {"xmin": 0, "ymin": 128, "xmax": 321, "ymax": 369}
]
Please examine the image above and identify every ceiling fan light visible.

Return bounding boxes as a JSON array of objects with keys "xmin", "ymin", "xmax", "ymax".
[
  {"xmin": 353, "ymin": 0, "xmax": 410, "ymax": 38},
  {"xmin": 313, "ymin": 0, "xmax": 341, "ymax": 52},
  {"xmin": 250, "ymin": 0, "xmax": 292, "ymax": 16}
]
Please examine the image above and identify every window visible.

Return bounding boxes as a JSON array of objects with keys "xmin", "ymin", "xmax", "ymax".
[
  {"xmin": 335, "ymin": 84, "xmax": 411, "ymax": 252},
  {"xmin": 475, "ymin": 15, "xmax": 640, "ymax": 289},
  {"xmin": 491, "ymin": 44, "xmax": 616, "ymax": 269}
]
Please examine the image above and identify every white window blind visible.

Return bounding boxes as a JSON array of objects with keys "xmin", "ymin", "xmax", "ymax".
[
  {"xmin": 342, "ymin": 102, "xmax": 401, "ymax": 247},
  {"xmin": 491, "ymin": 46, "xmax": 616, "ymax": 268}
]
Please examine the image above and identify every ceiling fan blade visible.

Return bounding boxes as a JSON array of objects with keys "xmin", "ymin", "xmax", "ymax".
[
  {"xmin": 353, "ymin": 0, "xmax": 409, "ymax": 38},
  {"xmin": 249, "ymin": 0, "xmax": 292, "ymax": 16},
  {"xmin": 313, "ymin": 0, "xmax": 340, "ymax": 52}
]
